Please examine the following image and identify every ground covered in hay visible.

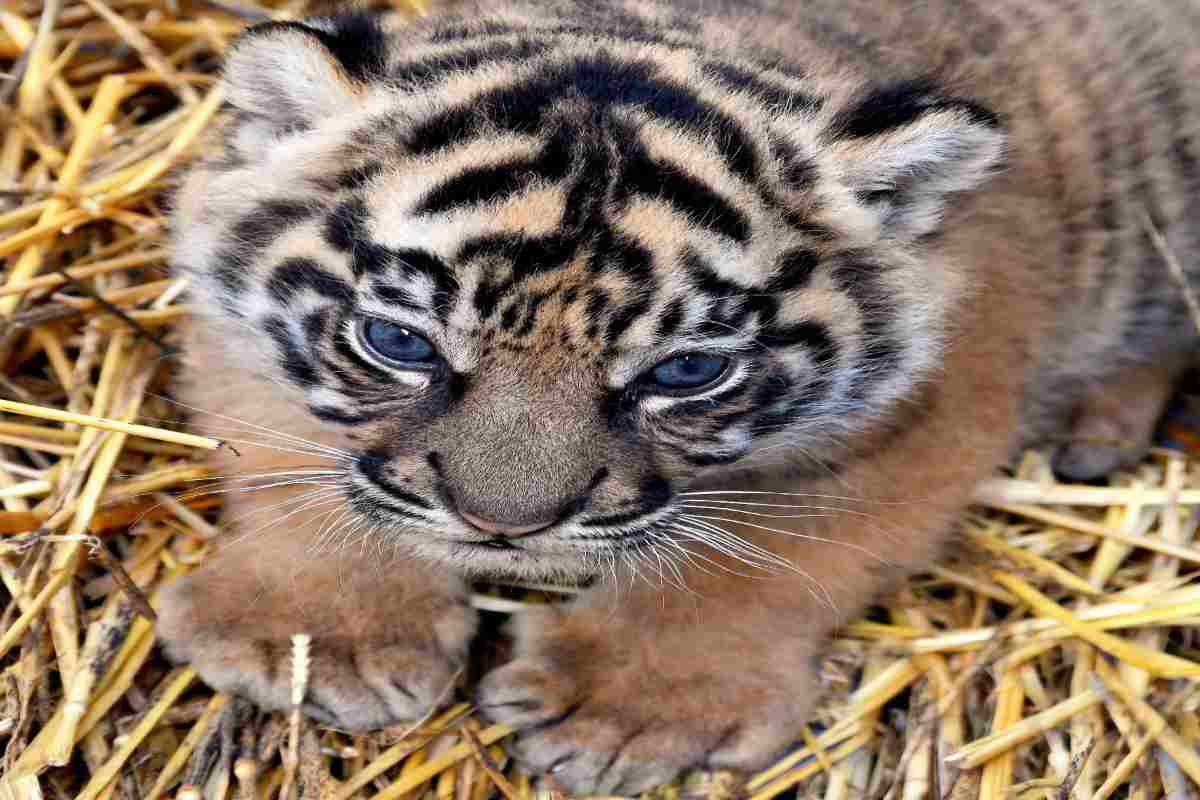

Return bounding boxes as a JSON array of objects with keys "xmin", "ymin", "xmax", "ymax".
[{"xmin": 1, "ymin": 1, "xmax": 1199, "ymax": 798}]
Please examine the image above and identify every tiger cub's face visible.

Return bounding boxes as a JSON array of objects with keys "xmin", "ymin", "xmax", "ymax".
[{"xmin": 173, "ymin": 10, "xmax": 1004, "ymax": 578}]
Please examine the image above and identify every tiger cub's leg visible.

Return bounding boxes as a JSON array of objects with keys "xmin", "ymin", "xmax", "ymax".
[
  {"xmin": 1053, "ymin": 361, "xmax": 1182, "ymax": 481},
  {"xmin": 157, "ymin": 486, "xmax": 476, "ymax": 730}
]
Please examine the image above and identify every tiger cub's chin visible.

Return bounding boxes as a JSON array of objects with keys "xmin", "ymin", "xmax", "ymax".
[{"xmin": 161, "ymin": 0, "xmax": 1199, "ymax": 792}]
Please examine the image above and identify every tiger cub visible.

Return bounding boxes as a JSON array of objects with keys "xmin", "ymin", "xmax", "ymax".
[{"xmin": 159, "ymin": 0, "xmax": 1200, "ymax": 792}]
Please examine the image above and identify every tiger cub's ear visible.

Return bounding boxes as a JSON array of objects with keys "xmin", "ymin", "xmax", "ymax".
[
  {"xmin": 222, "ymin": 14, "xmax": 387, "ymax": 137},
  {"xmin": 823, "ymin": 80, "xmax": 1007, "ymax": 241}
]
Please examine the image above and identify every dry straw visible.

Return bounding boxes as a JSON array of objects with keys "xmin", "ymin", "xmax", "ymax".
[{"xmin": 1, "ymin": 1, "xmax": 1199, "ymax": 798}]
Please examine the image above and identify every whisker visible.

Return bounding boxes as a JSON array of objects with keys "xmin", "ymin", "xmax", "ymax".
[
  {"xmin": 662, "ymin": 528, "xmax": 778, "ymax": 580},
  {"xmin": 225, "ymin": 486, "xmax": 344, "ymax": 526},
  {"xmin": 178, "ymin": 476, "xmax": 343, "ymax": 503},
  {"xmin": 678, "ymin": 499, "xmax": 854, "ymax": 510},
  {"xmin": 179, "ymin": 468, "xmax": 342, "ymax": 483},
  {"xmin": 225, "ymin": 492, "xmax": 346, "ymax": 548},
  {"xmin": 670, "ymin": 519, "xmax": 795, "ymax": 572},
  {"xmin": 652, "ymin": 535, "xmax": 719, "ymax": 578},
  {"xmin": 667, "ymin": 522, "xmax": 834, "ymax": 610},
  {"xmin": 679, "ymin": 504, "xmax": 834, "ymax": 519},
  {"xmin": 678, "ymin": 490, "xmax": 904, "ymax": 505},
  {"xmin": 309, "ymin": 504, "xmax": 353, "ymax": 555},
  {"xmin": 679, "ymin": 513, "xmax": 890, "ymax": 564},
  {"xmin": 678, "ymin": 502, "xmax": 903, "ymax": 546},
  {"xmin": 147, "ymin": 394, "xmax": 354, "ymax": 459}
]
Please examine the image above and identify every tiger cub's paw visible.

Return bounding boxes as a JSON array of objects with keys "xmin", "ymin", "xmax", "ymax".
[
  {"xmin": 157, "ymin": 573, "xmax": 476, "ymax": 730},
  {"xmin": 477, "ymin": 605, "xmax": 815, "ymax": 795}
]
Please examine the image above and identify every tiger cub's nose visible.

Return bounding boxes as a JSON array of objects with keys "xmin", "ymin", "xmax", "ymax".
[{"xmin": 459, "ymin": 510, "xmax": 556, "ymax": 537}]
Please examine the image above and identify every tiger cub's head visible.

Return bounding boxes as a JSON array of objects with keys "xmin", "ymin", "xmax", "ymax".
[{"xmin": 172, "ymin": 8, "xmax": 1004, "ymax": 578}]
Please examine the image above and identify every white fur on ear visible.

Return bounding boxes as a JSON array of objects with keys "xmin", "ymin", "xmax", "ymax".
[
  {"xmin": 825, "ymin": 81, "xmax": 1007, "ymax": 240},
  {"xmin": 222, "ymin": 21, "xmax": 370, "ymax": 133}
]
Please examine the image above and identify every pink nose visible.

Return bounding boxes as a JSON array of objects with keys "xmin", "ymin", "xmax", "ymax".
[{"xmin": 459, "ymin": 510, "xmax": 555, "ymax": 537}]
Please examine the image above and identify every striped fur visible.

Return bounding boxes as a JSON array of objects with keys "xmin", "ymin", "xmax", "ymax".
[
  {"xmin": 163, "ymin": 0, "xmax": 1199, "ymax": 773},
  {"xmin": 173, "ymin": 1, "xmax": 1198, "ymax": 568}
]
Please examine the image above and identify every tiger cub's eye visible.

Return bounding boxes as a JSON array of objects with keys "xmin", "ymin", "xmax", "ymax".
[
  {"xmin": 359, "ymin": 319, "xmax": 439, "ymax": 366},
  {"xmin": 647, "ymin": 353, "xmax": 731, "ymax": 393}
]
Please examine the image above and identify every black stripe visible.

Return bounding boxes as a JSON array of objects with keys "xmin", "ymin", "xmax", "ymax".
[
  {"xmin": 392, "ymin": 39, "xmax": 546, "ymax": 84},
  {"xmin": 680, "ymin": 251, "xmax": 778, "ymax": 331},
  {"xmin": 605, "ymin": 297, "xmax": 650, "ymax": 343},
  {"xmin": 430, "ymin": 19, "xmax": 521, "ymax": 42},
  {"xmin": 301, "ymin": 309, "xmax": 330, "ymax": 343},
  {"xmin": 747, "ymin": 371, "xmax": 823, "ymax": 432},
  {"xmin": 325, "ymin": 198, "xmax": 368, "ymax": 253},
  {"xmin": 334, "ymin": 161, "xmax": 384, "ymax": 192},
  {"xmin": 561, "ymin": 134, "xmax": 610, "ymax": 231},
  {"xmin": 463, "ymin": 234, "xmax": 579, "ymax": 320},
  {"xmin": 827, "ymin": 79, "xmax": 999, "ymax": 140},
  {"xmin": 585, "ymin": 289, "xmax": 609, "ymax": 325},
  {"xmin": 392, "ymin": 249, "xmax": 458, "ymax": 314},
  {"xmin": 310, "ymin": 405, "xmax": 382, "ymax": 426},
  {"xmin": 215, "ymin": 200, "xmax": 314, "ymax": 300},
  {"xmin": 359, "ymin": 451, "xmax": 435, "ymax": 509},
  {"xmin": 308, "ymin": 13, "xmax": 388, "ymax": 82},
  {"xmin": 703, "ymin": 62, "xmax": 823, "ymax": 112},
  {"xmin": 266, "ymin": 258, "xmax": 354, "ymax": 305},
  {"xmin": 588, "ymin": 229, "xmax": 653, "ymax": 281},
  {"xmin": 769, "ymin": 136, "xmax": 818, "ymax": 191},
  {"xmin": 760, "ymin": 320, "xmax": 837, "ymax": 367},
  {"xmin": 655, "ymin": 299, "xmax": 685, "ymax": 339},
  {"xmin": 499, "ymin": 302, "xmax": 520, "ymax": 331},
  {"xmin": 405, "ymin": 55, "xmax": 760, "ymax": 183},
  {"xmin": 681, "ymin": 249, "xmax": 747, "ymax": 299},
  {"xmin": 325, "ymin": 200, "xmax": 454, "ymax": 298},
  {"xmin": 413, "ymin": 128, "xmax": 571, "ymax": 216},
  {"xmin": 682, "ymin": 445, "xmax": 749, "ymax": 467},
  {"xmin": 580, "ymin": 476, "xmax": 670, "ymax": 528},
  {"xmin": 263, "ymin": 315, "xmax": 318, "ymax": 387},
  {"xmin": 415, "ymin": 159, "xmax": 549, "ymax": 215},
  {"xmin": 473, "ymin": 279, "xmax": 501, "ymax": 319},
  {"xmin": 244, "ymin": 14, "xmax": 387, "ymax": 83},
  {"xmin": 828, "ymin": 257, "xmax": 899, "ymax": 393},
  {"xmin": 620, "ymin": 145, "xmax": 751, "ymax": 243},
  {"xmin": 659, "ymin": 380, "xmax": 751, "ymax": 419},
  {"xmin": 370, "ymin": 281, "xmax": 424, "ymax": 311},
  {"xmin": 767, "ymin": 248, "xmax": 820, "ymax": 292},
  {"xmin": 514, "ymin": 291, "xmax": 551, "ymax": 337}
]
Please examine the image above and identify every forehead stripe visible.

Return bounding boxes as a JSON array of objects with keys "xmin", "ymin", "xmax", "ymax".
[
  {"xmin": 266, "ymin": 257, "xmax": 354, "ymax": 305},
  {"xmin": 214, "ymin": 200, "xmax": 315, "ymax": 304},
  {"xmin": 412, "ymin": 128, "xmax": 571, "ymax": 216},
  {"xmin": 620, "ymin": 142, "xmax": 751, "ymax": 243},
  {"xmin": 702, "ymin": 61, "xmax": 824, "ymax": 112},
  {"xmin": 392, "ymin": 38, "xmax": 548, "ymax": 85},
  {"xmin": 404, "ymin": 55, "xmax": 760, "ymax": 183}
]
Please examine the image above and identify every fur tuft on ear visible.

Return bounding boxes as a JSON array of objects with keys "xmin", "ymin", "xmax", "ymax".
[
  {"xmin": 824, "ymin": 80, "xmax": 1006, "ymax": 240},
  {"xmin": 222, "ymin": 14, "xmax": 388, "ymax": 134}
]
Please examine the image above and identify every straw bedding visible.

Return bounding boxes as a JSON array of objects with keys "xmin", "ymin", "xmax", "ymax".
[{"xmin": 1, "ymin": 2, "xmax": 1198, "ymax": 798}]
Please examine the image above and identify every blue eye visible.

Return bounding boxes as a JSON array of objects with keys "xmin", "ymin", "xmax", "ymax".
[
  {"xmin": 647, "ymin": 353, "xmax": 730, "ymax": 392},
  {"xmin": 360, "ymin": 319, "xmax": 438, "ymax": 365}
]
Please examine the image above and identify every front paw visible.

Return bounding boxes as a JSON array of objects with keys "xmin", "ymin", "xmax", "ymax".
[
  {"xmin": 157, "ymin": 574, "xmax": 476, "ymax": 730},
  {"xmin": 477, "ymin": 607, "xmax": 815, "ymax": 795}
]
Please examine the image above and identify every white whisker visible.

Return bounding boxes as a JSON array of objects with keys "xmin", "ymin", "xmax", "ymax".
[
  {"xmin": 679, "ymin": 513, "xmax": 890, "ymax": 564},
  {"xmin": 670, "ymin": 519, "xmax": 794, "ymax": 572},
  {"xmin": 678, "ymin": 490, "xmax": 903, "ymax": 504},
  {"xmin": 226, "ymin": 491, "xmax": 345, "ymax": 547},
  {"xmin": 666, "ymin": 522, "xmax": 834, "ymax": 610},
  {"xmin": 147, "ymin": 394, "xmax": 354, "ymax": 460}
]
